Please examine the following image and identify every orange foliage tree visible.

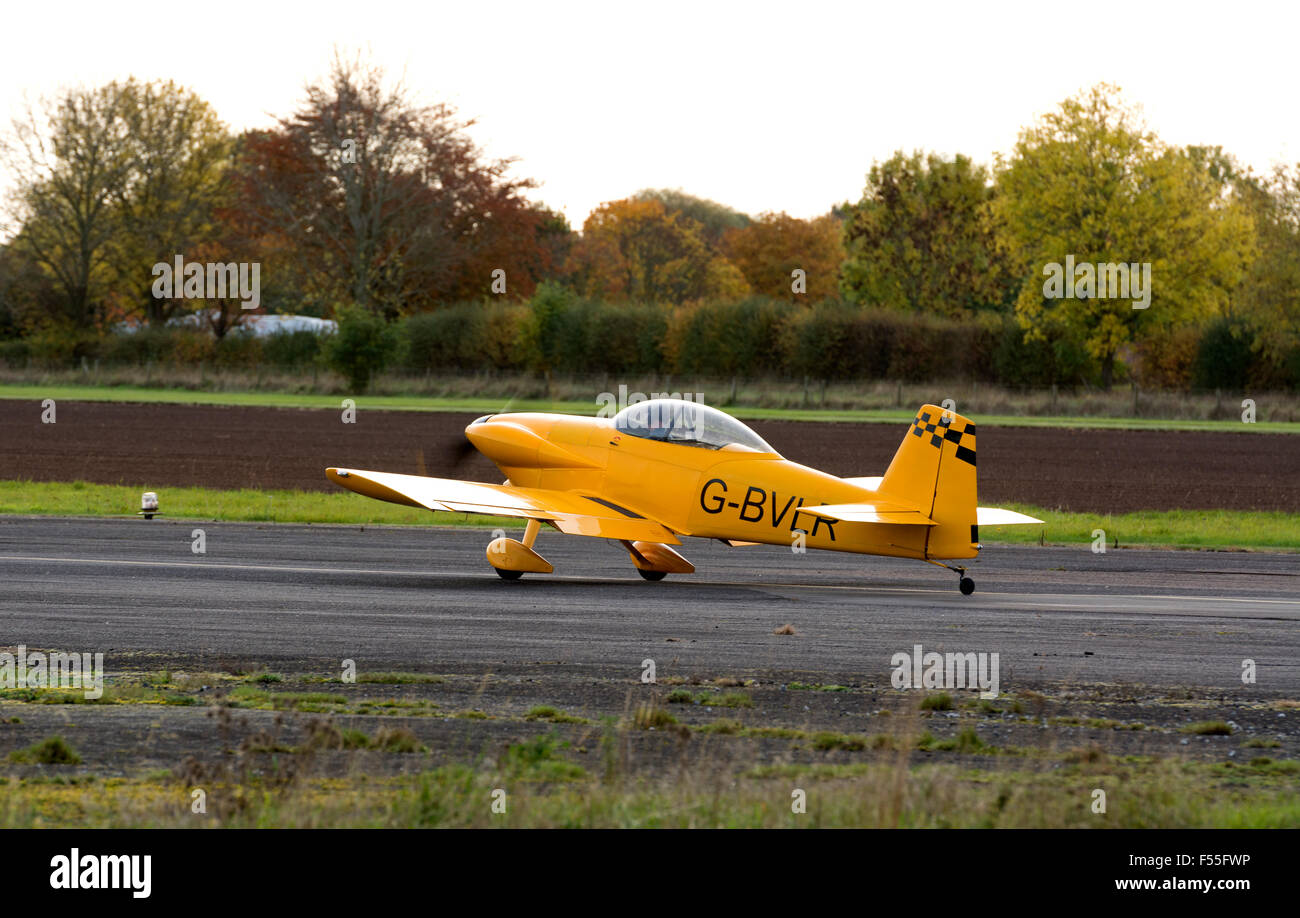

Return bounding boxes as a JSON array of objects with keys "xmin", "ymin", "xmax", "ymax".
[
  {"xmin": 231, "ymin": 53, "xmax": 547, "ymax": 317},
  {"xmin": 722, "ymin": 212, "xmax": 845, "ymax": 302},
  {"xmin": 565, "ymin": 198, "xmax": 748, "ymax": 304}
]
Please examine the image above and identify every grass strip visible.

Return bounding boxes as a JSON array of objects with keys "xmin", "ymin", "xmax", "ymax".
[{"xmin": 0, "ymin": 480, "xmax": 1296, "ymax": 550}]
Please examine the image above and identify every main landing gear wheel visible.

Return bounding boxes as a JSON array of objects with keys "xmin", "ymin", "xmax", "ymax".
[
  {"xmin": 495, "ymin": 568, "xmax": 524, "ymax": 581},
  {"xmin": 637, "ymin": 569, "xmax": 668, "ymax": 582},
  {"xmin": 959, "ymin": 577, "xmax": 975, "ymax": 596}
]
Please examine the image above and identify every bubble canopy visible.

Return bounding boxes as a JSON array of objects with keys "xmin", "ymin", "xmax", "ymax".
[{"xmin": 611, "ymin": 399, "xmax": 777, "ymax": 454}]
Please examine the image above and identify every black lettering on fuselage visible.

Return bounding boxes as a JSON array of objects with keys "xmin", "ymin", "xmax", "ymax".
[
  {"xmin": 791, "ymin": 506, "xmax": 837, "ymax": 542},
  {"xmin": 771, "ymin": 494, "xmax": 798, "ymax": 528},
  {"xmin": 738, "ymin": 486, "xmax": 766, "ymax": 522},
  {"xmin": 700, "ymin": 478, "xmax": 727, "ymax": 514},
  {"xmin": 696, "ymin": 480, "xmax": 835, "ymax": 541},
  {"xmin": 811, "ymin": 515, "xmax": 837, "ymax": 541}
]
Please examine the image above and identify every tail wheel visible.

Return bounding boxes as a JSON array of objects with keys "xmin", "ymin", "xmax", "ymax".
[
  {"xmin": 637, "ymin": 569, "xmax": 668, "ymax": 582},
  {"xmin": 495, "ymin": 568, "xmax": 524, "ymax": 581},
  {"xmin": 959, "ymin": 577, "xmax": 975, "ymax": 596}
]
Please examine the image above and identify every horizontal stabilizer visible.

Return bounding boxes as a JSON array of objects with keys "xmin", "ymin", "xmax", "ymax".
[
  {"xmin": 976, "ymin": 507, "xmax": 1043, "ymax": 526},
  {"xmin": 801, "ymin": 503, "xmax": 935, "ymax": 525}
]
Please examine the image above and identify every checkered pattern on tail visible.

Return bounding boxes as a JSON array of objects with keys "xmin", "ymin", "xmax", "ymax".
[{"xmin": 910, "ymin": 410, "xmax": 976, "ymax": 467}]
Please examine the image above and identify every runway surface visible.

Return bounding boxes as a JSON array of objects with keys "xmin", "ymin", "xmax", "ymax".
[{"xmin": 1, "ymin": 516, "xmax": 1297, "ymax": 692}]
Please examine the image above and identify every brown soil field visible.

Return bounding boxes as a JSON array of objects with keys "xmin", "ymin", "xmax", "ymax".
[{"xmin": 2, "ymin": 400, "xmax": 1297, "ymax": 512}]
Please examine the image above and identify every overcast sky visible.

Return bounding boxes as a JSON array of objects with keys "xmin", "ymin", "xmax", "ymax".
[{"xmin": 4, "ymin": 0, "xmax": 1295, "ymax": 226}]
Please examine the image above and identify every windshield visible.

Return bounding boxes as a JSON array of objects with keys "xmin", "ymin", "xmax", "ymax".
[{"xmin": 612, "ymin": 399, "xmax": 777, "ymax": 454}]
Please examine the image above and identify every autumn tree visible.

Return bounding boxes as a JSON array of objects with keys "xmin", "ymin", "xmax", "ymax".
[
  {"xmin": 2, "ymin": 84, "xmax": 134, "ymax": 328},
  {"xmin": 991, "ymin": 84, "xmax": 1255, "ymax": 388},
  {"xmin": 840, "ymin": 150, "xmax": 1011, "ymax": 317},
  {"xmin": 442, "ymin": 202, "xmax": 573, "ymax": 302},
  {"xmin": 722, "ymin": 212, "xmax": 844, "ymax": 302},
  {"xmin": 2, "ymin": 79, "xmax": 234, "ymax": 330},
  {"xmin": 633, "ymin": 189, "xmax": 751, "ymax": 247},
  {"xmin": 235, "ymin": 51, "xmax": 539, "ymax": 317},
  {"xmin": 566, "ymin": 197, "xmax": 747, "ymax": 303}
]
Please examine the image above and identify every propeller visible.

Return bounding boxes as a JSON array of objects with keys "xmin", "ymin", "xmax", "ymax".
[
  {"xmin": 425, "ymin": 398, "xmax": 515, "ymax": 476},
  {"xmin": 441, "ymin": 437, "xmax": 478, "ymax": 471}
]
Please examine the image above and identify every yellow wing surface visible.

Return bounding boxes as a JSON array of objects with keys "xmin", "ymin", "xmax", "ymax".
[{"xmin": 326, "ymin": 467, "xmax": 681, "ymax": 545}]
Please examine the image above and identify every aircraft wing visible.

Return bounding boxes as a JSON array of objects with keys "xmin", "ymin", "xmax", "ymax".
[
  {"xmin": 799, "ymin": 502, "xmax": 936, "ymax": 525},
  {"xmin": 976, "ymin": 507, "xmax": 1043, "ymax": 525},
  {"xmin": 326, "ymin": 467, "xmax": 681, "ymax": 544}
]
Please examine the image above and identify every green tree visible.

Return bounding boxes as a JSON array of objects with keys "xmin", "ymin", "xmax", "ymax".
[
  {"xmin": 841, "ymin": 151, "xmax": 1012, "ymax": 317},
  {"xmin": 991, "ymin": 84, "xmax": 1256, "ymax": 388},
  {"xmin": 108, "ymin": 79, "xmax": 233, "ymax": 324},
  {"xmin": 519, "ymin": 281, "xmax": 574, "ymax": 380},
  {"xmin": 1231, "ymin": 162, "xmax": 1300, "ymax": 372},
  {"xmin": 324, "ymin": 304, "xmax": 397, "ymax": 392}
]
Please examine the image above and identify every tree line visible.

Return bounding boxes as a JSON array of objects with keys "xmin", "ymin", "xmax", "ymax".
[{"xmin": 1, "ymin": 54, "xmax": 1296, "ymax": 391}]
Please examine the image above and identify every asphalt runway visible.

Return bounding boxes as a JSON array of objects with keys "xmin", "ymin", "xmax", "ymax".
[{"xmin": 1, "ymin": 516, "xmax": 1297, "ymax": 693}]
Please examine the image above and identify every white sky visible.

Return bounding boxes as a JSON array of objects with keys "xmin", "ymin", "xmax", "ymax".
[{"xmin": 4, "ymin": 0, "xmax": 1296, "ymax": 226}]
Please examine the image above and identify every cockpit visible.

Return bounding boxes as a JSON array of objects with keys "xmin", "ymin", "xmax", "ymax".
[{"xmin": 611, "ymin": 399, "xmax": 778, "ymax": 454}]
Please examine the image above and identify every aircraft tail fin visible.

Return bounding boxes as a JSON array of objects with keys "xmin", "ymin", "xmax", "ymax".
[{"xmin": 878, "ymin": 405, "xmax": 979, "ymax": 559}]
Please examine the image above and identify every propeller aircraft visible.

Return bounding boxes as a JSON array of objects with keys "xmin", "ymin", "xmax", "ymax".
[{"xmin": 327, "ymin": 399, "xmax": 1041, "ymax": 594}]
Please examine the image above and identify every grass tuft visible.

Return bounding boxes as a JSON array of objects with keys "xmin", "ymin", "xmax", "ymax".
[
  {"xmin": 1181, "ymin": 721, "xmax": 1234, "ymax": 736},
  {"xmin": 919, "ymin": 692, "xmax": 955, "ymax": 712},
  {"xmin": 9, "ymin": 735, "xmax": 82, "ymax": 765}
]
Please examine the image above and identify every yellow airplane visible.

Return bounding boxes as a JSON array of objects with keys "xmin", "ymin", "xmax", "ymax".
[{"xmin": 327, "ymin": 399, "xmax": 1040, "ymax": 594}]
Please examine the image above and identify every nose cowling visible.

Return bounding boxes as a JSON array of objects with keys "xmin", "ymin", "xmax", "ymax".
[{"xmin": 463, "ymin": 418, "xmax": 599, "ymax": 470}]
